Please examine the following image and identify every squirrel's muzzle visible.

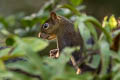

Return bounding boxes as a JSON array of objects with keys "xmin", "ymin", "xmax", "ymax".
[{"xmin": 38, "ymin": 32, "xmax": 56, "ymax": 40}]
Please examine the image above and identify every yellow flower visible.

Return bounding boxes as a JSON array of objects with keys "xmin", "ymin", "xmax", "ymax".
[{"xmin": 109, "ymin": 15, "xmax": 117, "ymax": 29}]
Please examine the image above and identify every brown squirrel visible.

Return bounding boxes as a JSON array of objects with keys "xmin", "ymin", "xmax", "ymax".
[
  {"xmin": 38, "ymin": 12, "xmax": 88, "ymax": 74},
  {"xmin": 38, "ymin": 12, "xmax": 84, "ymax": 58}
]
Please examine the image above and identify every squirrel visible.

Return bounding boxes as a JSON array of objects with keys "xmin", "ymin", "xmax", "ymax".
[
  {"xmin": 38, "ymin": 12, "xmax": 83, "ymax": 58},
  {"xmin": 39, "ymin": 12, "xmax": 120, "ymax": 74},
  {"xmin": 38, "ymin": 12, "xmax": 92, "ymax": 74}
]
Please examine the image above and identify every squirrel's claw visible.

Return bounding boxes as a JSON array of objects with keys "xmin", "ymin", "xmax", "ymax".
[{"xmin": 50, "ymin": 49, "xmax": 59, "ymax": 58}]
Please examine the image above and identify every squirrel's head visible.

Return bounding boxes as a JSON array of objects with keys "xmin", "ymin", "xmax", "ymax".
[{"xmin": 38, "ymin": 12, "xmax": 61, "ymax": 40}]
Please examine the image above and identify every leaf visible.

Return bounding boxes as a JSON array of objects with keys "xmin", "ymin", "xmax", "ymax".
[
  {"xmin": 87, "ymin": 54, "xmax": 100, "ymax": 69},
  {"xmin": 100, "ymin": 41, "xmax": 111, "ymax": 76},
  {"xmin": 44, "ymin": 47, "xmax": 76, "ymax": 73},
  {"xmin": 75, "ymin": 17, "xmax": 92, "ymax": 48},
  {"xmin": 43, "ymin": 47, "xmax": 78, "ymax": 80},
  {"xmin": 0, "ymin": 70, "xmax": 13, "ymax": 79},
  {"xmin": 0, "ymin": 47, "xmax": 24, "ymax": 61},
  {"xmin": 0, "ymin": 59, "xmax": 5, "ymax": 70},
  {"xmin": 84, "ymin": 16, "xmax": 112, "ymax": 44},
  {"xmin": 6, "ymin": 15, "xmax": 15, "ymax": 27},
  {"xmin": 0, "ymin": 29, "xmax": 10, "ymax": 36},
  {"xmin": 0, "ymin": 48, "xmax": 11, "ymax": 60},
  {"xmin": 60, "ymin": 4, "xmax": 81, "ymax": 16},
  {"xmin": 113, "ymin": 72, "xmax": 120, "ymax": 80},
  {"xmin": 22, "ymin": 37, "xmax": 49, "ymax": 52},
  {"xmin": 0, "ymin": 16, "xmax": 8, "ymax": 28},
  {"xmin": 112, "ymin": 64, "xmax": 120, "ymax": 72},
  {"xmin": 0, "ymin": 48, "xmax": 10, "ymax": 57},
  {"xmin": 11, "ymin": 72, "xmax": 35, "ymax": 80},
  {"xmin": 6, "ymin": 61, "xmax": 41, "ymax": 75},
  {"xmin": 85, "ymin": 21, "xmax": 98, "ymax": 41},
  {"xmin": 58, "ymin": 72, "xmax": 93, "ymax": 80},
  {"xmin": 70, "ymin": 0, "xmax": 83, "ymax": 6},
  {"xmin": 11, "ymin": 46, "xmax": 26, "ymax": 56},
  {"xmin": 21, "ymin": 13, "xmax": 40, "ymax": 27}
]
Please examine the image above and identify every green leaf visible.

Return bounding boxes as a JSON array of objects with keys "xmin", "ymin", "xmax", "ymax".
[
  {"xmin": 44, "ymin": 47, "xmax": 76, "ymax": 73},
  {"xmin": 0, "ymin": 59, "xmax": 5, "ymax": 70},
  {"xmin": 0, "ymin": 16, "xmax": 8, "ymax": 28},
  {"xmin": 85, "ymin": 21, "xmax": 98, "ymax": 41},
  {"xmin": 6, "ymin": 15, "xmax": 15, "ymax": 27},
  {"xmin": 11, "ymin": 46, "xmax": 26, "ymax": 56},
  {"xmin": 0, "ymin": 70, "xmax": 13, "ymax": 79},
  {"xmin": 59, "ymin": 72, "xmax": 93, "ymax": 80},
  {"xmin": 6, "ymin": 61, "xmax": 41, "ymax": 75},
  {"xmin": 84, "ymin": 16, "xmax": 112, "ymax": 44},
  {"xmin": 0, "ymin": 47, "xmax": 24, "ymax": 61},
  {"xmin": 0, "ymin": 29, "xmax": 10, "ymax": 36},
  {"xmin": 21, "ymin": 14, "xmax": 41, "ymax": 28},
  {"xmin": 70, "ymin": 0, "xmax": 83, "ymax": 6},
  {"xmin": 113, "ymin": 72, "xmax": 120, "ymax": 80},
  {"xmin": 60, "ymin": 4, "xmax": 81, "ymax": 16},
  {"xmin": 0, "ymin": 48, "xmax": 12, "ymax": 60},
  {"xmin": 100, "ymin": 41, "xmax": 111, "ymax": 76},
  {"xmin": 22, "ymin": 37, "xmax": 49, "ymax": 52},
  {"xmin": 75, "ymin": 16, "xmax": 92, "ymax": 48},
  {"xmin": 87, "ymin": 54, "xmax": 100, "ymax": 69}
]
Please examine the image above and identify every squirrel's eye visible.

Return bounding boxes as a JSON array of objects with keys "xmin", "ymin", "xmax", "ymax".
[{"xmin": 43, "ymin": 23, "xmax": 49, "ymax": 29}]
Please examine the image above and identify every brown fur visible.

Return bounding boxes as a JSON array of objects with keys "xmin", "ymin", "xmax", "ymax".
[
  {"xmin": 39, "ymin": 12, "xmax": 85, "ymax": 74},
  {"xmin": 39, "ymin": 12, "xmax": 83, "ymax": 59}
]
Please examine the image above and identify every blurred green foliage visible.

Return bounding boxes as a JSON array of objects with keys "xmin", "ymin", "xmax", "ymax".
[{"xmin": 0, "ymin": 0, "xmax": 120, "ymax": 80}]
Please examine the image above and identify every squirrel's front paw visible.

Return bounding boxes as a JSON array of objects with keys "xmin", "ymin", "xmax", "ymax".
[{"xmin": 50, "ymin": 49, "xmax": 59, "ymax": 58}]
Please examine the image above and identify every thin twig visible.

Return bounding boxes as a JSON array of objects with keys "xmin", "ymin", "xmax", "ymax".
[{"xmin": 8, "ymin": 47, "xmax": 15, "ymax": 55}]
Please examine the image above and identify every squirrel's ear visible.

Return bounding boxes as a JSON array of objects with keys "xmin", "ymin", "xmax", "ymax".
[{"xmin": 50, "ymin": 12, "xmax": 57, "ymax": 20}]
